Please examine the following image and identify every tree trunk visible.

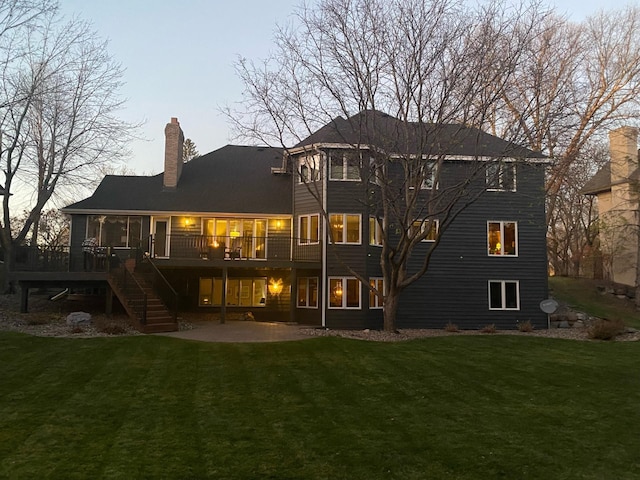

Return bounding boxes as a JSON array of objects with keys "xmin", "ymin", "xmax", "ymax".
[{"xmin": 383, "ymin": 289, "xmax": 400, "ymax": 332}]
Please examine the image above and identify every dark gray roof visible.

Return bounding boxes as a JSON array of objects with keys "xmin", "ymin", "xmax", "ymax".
[
  {"xmin": 294, "ymin": 110, "xmax": 546, "ymax": 159},
  {"xmin": 581, "ymin": 165, "xmax": 611, "ymax": 195},
  {"xmin": 64, "ymin": 145, "xmax": 290, "ymax": 214},
  {"xmin": 581, "ymin": 163, "xmax": 640, "ymax": 195},
  {"xmin": 0, "ymin": 184, "xmax": 6, "ymax": 195}
]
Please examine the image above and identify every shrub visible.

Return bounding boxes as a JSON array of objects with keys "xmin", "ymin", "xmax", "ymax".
[
  {"xmin": 587, "ymin": 318, "xmax": 626, "ymax": 340},
  {"xmin": 518, "ymin": 320, "xmax": 534, "ymax": 333},
  {"xmin": 481, "ymin": 324, "xmax": 497, "ymax": 334},
  {"xmin": 99, "ymin": 323, "xmax": 127, "ymax": 335},
  {"xmin": 444, "ymin": 322, "xmax": 459, "ymax": 333}
]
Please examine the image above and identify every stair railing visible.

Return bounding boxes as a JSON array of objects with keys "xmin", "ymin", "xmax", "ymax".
[
  {"xmin": 119, "ymin": 266, "xmax": 148, "ymax": 325},
  {"xmin": 144, "ymin": 258, "xmax": 178, "ymax": 323}
]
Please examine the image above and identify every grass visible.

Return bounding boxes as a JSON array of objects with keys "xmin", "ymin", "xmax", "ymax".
[
  {"xmin": 549, "ymin": 276, "xmax": 640, "ymax": 329},
  {"xmin": 0, "ymin": 332, "xmax": 639, "ymax": 479}
]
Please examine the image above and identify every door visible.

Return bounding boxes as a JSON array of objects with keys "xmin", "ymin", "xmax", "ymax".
[{"xmin": 153, "ymin": 218, "xmax": 169, "ymax": 257}]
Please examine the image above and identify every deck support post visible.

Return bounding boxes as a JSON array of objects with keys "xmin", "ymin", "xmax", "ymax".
[
  {"xmin": 105, "ymin": 285, "xmax": 113, "ymax": 316},
  {"xmin": 220, "ymin": 266, "xmax": 227, "ymax": 324},
  {"xmin": 20, "ymin": 284, "xmax": 29, "ymax": 313},
  {"xmin": 289, "ymin": 268, "xmax": 297, "ymax": 324}
]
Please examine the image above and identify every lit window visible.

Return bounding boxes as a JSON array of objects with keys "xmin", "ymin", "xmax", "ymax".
[
  {"xmin": 486, "ymin": 162, "xmax": 516, "ymax": 191},
  {"xmin": 369, "ymin": 217, "xmax": 383, "ymax": 246},
  {"xmin": 329, "ymin": 277, "xmax": 361, "ymax": 309},
  {"xmin": 488, "ymin": 221, "xmax": 517, "ymax": 256},
  {"xmin": 199, "ymin": 277, "xmax": 266, "ymax": 307},
  {"xmin": 369, "ymin": 278, "xmax": 384, "ymax": 309},
  {"xmin": 330, "ymin": 153, "xmax": 360, "ymax": 181},
  {"xmin": 488, "ymin": 280, "xmax": 520, "ymax": 310},
  {"xmin": 87, "ymin": 215, "xmax": 142, "ymax": 248},
  {"xmin": 297, "ymin": 277, "xmax": 318, "ymax": 308},
  {"xmin": 330, "ymin": 214, "xmax": 361, "ymax": 244},
  {"xmin": 298, "ymin": 214, "xmax": 320, "ymax": 245},
  {"xmin": 298, "ymin": 154, "xmax": 321, "ymax": 183},
  {"xmin": 411, "ymin": 219, "xmax": 439, "ymax": 242}
]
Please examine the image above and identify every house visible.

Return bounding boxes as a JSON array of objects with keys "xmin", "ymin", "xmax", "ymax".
[
  {"xmin": 582, "ymin": 126, "xmax": 640, "ymax": 286},
  {"xmin": 33, "ymin": 112, "xmax": 548, "ymax": 331}
]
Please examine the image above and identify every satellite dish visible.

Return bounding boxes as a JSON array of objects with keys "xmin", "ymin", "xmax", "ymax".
[{"xmin": 539, "ymin": 298, "xmax": 559, "ymax": 314}]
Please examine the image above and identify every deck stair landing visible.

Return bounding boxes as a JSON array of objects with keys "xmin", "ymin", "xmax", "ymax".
[{"xmin": 108, "ymin": 266, "xmax": 178, "ymax": 333}]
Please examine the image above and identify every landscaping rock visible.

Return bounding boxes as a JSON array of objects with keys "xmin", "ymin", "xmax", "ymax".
[
  {"xmin": 559, "ymin": 320, "xmax": 571, "ymax": 328},
  {"xmin": 66, "ymin": 312, "xmax": 92, "ymax": 326},
  {"xmin": 242, "ymin": 312, "xmax": 255, "ymax": 321}
]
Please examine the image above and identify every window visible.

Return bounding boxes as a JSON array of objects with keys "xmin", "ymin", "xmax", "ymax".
[
  {"xmin": 298, "ymin": 214, "xmax": 320, "ymax": 245},
  {"xmin": 420, "ymin": 160, "xmax": 437, "ymax": 190},
  {"xmin": 486, "ymin": 161, "xmax": 516, "ymax": 191},
  {"xmin": 297, "ymin": 277, "xmax": 318, "ymax": 308},
  {"xmin": 488, "ymin": 280, "xmax": 520, "ymax": 310},
  {"xmin": 369, "ymin": 278, "xmax": 384, "ymax": 309},
  {"xmin": 299, "ymin": 154, "xmax": 320, "ymax": 183},
  {"xmin": 199, "ymin": 277, "xmax": 266, "ymax": 307},
  {"xmin": 488, "ymin": 221, "xmax": 517, "ymax": 256},
  {"xmin": 411, "ymin": 219, "xmax": 439, "ymax": 242},
  {"xmin": 330, "ymin": 214, "xmax": 361, "ymax": 244},
  {"xmin": 329, "ymin": 277, "xmax": 361, "ymax": 309},
  {"xmin": 87, "ymin": 215, "xmax": 142, "ymax": 248},
  {"xmin": 369, "ymin": 217, "xmax": 383, "ymax": 246},
  {"xmin": 330, "ymin": 153, "xmax": 360, "ymax": 181}
]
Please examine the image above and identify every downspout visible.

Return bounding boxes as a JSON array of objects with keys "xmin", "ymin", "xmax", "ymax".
[{"xmin": 321, "ymin": 150, "xmax": 328, "ymax": 328}]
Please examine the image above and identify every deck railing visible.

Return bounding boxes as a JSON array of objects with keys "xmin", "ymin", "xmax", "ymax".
[
  {"xmin": 10, "ymin": 245, "xmax": 118, "ymax": 273},
  {"xmin": 150, "ymin": 235, "xmax": 321, "ymax": 262}
]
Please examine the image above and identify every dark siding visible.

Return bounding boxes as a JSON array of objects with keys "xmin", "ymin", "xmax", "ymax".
[{"xmin": 396, "ymin": 162, "xmax": 548, "ymax": 329}]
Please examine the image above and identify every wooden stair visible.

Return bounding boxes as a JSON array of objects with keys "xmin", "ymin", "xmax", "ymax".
[{"xmin": 108, "ymin": 267, "xmax": 178, "ymax": 333}]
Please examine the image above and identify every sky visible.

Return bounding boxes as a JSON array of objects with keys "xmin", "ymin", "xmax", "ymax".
[{"xmin": 59, "ymin": 0, "xmax": 633, "ymax": 176}]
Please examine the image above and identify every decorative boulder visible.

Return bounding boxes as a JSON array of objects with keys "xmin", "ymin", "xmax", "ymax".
[
  {"xmin": 242, "ymin": 312, "xmax": 255, "ymax": 321},
  {"xmin": 66, "ymin": 311, "xmax": 92, "ymax": 326}
]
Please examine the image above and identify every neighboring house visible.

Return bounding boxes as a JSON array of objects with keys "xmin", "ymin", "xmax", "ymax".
[
  {"xmin": 56, "ymin": 112, "xmax": 550, "ymax": 330},
  {"xmin": 582, "ymin": 126, "xmax": 640, "ymax": 286}
]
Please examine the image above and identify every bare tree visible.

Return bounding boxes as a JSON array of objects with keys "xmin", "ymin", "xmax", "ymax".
[
  {"xmin": 0, "ymin": 8, "xmax": 137, "ymax": 290},
  {"xmin": 228, "ymin": 0, "xmax": 548, "ymax": 331},
  {"xmin": 484, "ymin": 7, "xmax": 640, "ymax": 274}
]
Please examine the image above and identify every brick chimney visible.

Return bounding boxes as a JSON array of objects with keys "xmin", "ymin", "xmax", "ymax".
[
  {"xmin": 609, "ymin": 126, "xmax": 639, "ymax": 184},
  {"xmin": 163, "ymin": 117, "xmax": 184, "ymax": 189}
]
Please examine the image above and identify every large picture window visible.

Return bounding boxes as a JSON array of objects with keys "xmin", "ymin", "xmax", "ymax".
[
  {"xmin": 297, "ymin": 277, "xmax": 318, "ymax": 308},
  {"xmin": 330, "ymin": 214, "xmax": 361, "ymax": 244},
  {"xmin": 330, "ymin": 153, "xmax": 360, "ymax": 181},
  {"xmin": 329, "ymin": 277, "xmax": 361, "ymax": 309},
  {"xmin": 488, "ymin": 221, "xmax": 518, "ymax": 256},
  {"xmin": 87, "ymin": 215, "xmax": 142, "ymax": 248},
  {"xmin": 298, "ymin": 214, "xmax": 320, "ymax": 245},
  {"xmin": 486, "ymin": 162, "xmax": 516, "ymax": 191},
  {"xmin": 199, "ymin": 277, "xmax": 266, "ymax": 307},
  {"xmin": 488, "ymin": 280, "xmax": 520, "ymax": 310}
]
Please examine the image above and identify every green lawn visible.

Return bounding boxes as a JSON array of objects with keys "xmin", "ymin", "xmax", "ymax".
[
  {"xmin": 0, "ymin": 333, "xmax": 638, "ymax": 479},
  {"xmin": 549, "ymin": 276, "xmax": 640, "ymax": 329}
]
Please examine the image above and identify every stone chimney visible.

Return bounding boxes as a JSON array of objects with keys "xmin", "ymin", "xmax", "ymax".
[
  {"xmin": 609, "ymin": 126, "xmax": 639, "ymax": 184},
  {"xmin": 163, "ymin": 117, "xmax": 184, "ymax": 189}
]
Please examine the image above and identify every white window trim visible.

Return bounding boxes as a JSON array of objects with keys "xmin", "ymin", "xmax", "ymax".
[
  {"xmin": 420, "ymin": 159, "xmax": 438, "ymax": 190},
  {"xmin": 297, "ymin": 277, "xmax": 319, "ymax": 309},
  {"xmin": 486, "ymin": 162, "xmax": 516, "ymax": 192},
  {"xmin": 487, "ymin": 221, "xmax": 518, "ymax": 257},
  {"xmin": 330, "ymin": 213, "xmax": 362, "ymax": 245},
  {"xmin": 328, "ymin": 277, "xmax": 362, "ymax": 309},
  {"xmin": 298, "ymin": 154, "xmax": 321, "ymax": 184},
  {"xmin": 369, "ymin": 277, "xmax": 384, "ymax": 309},
  {"xmin": 369, "ymin": 217, "xmax": 383, "ymax": 246},
  {"xmin": 329, "ymin": 153, "xmax": 361, "ymax": 181},
  {"xmin": 298, "ymin": 214, "xmax": 320, "ymax": 245},
  {"xmin": 488, "ymin": 280, "xmax": 520, "ymax": 311}
]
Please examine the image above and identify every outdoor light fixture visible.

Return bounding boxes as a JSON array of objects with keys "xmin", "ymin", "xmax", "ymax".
[
  {"xmin": 184, "ymin": 217, "xmax": 194, "ymax": 227},
  {"xmin": 268, "ymin": 278, "xmax": 284, "ymax": 296}
]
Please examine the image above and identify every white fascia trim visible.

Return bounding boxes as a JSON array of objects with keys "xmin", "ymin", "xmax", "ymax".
[{"xmin": 63, "ymin": 209, "xmax": 292, "ymax": 218}]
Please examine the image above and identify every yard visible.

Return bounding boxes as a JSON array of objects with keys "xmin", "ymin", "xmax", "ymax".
[{"xmin": 0, "ymin": 332, "xmax": 638, "ymax": 479}]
